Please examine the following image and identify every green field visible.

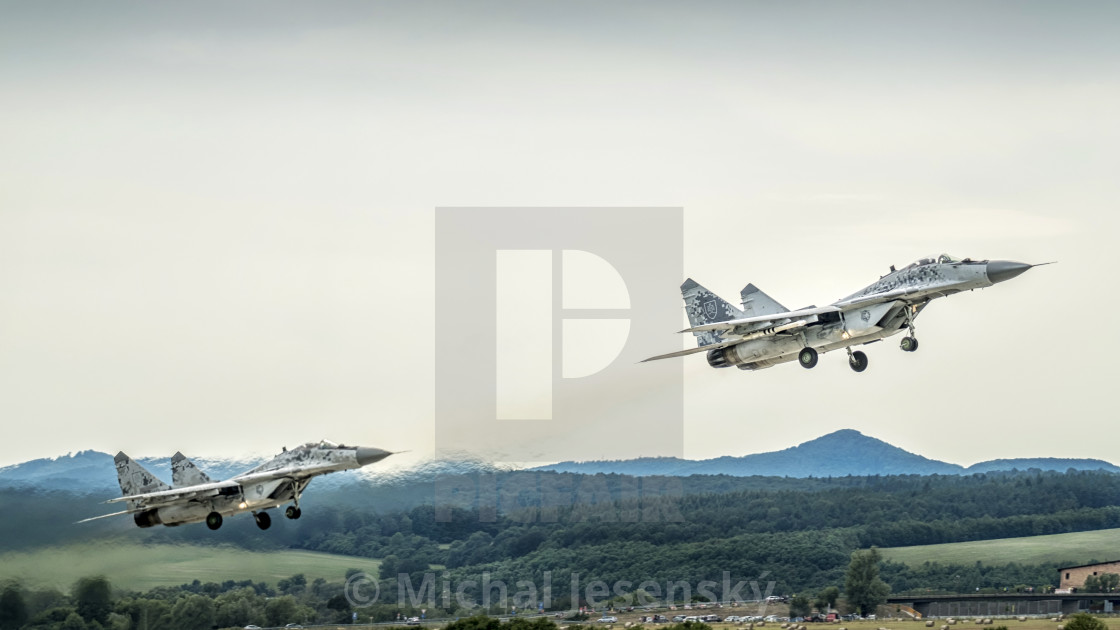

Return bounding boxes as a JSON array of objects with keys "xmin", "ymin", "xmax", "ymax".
[
  {"xmin": 881, "ymin": 528, "xmax": 1120, "ymax": 567},
  {"xmin": 0, "ymin": 543, "xmax": 380, "ymax": 591}
]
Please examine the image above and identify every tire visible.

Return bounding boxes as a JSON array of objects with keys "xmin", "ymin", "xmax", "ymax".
[
  {"xmin": 205, "ymin": 511, "xmax": 223, "ymax": 530},
  {"xmin": 285, "ymin": 506, "xmax": 302, "ymax": 520},
  {"xmin": 255, "ymin": 511, "xmax": 271, "ymax": 530},
  {"xmin": 901, "ymin": 337, "xmax": 919, "ymax": 352},
  {"xmin": 798, "ymin": 347, "xmax": 818, "ymax": 369},
  {"xmin": 849, "ymin": 351, "xmax": 868, "ymax": 373}
]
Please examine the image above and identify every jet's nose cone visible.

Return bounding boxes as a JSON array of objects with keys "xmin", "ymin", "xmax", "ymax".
[
  {"xmin": 986, "ymin": 260, "xmax": 1033, "ymax": 284},
  {"xmin": 356, "ymin": 447, "xmax": 393, "ymax": 467}
]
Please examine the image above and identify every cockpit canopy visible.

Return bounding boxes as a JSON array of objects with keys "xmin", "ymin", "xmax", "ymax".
[
  {"xmin": 299, "ymin": 440, "xmax": 341, "ymax": 450},
  {"xmin": 906, "ymin": 253, "xmax": 962, "ymax": 268}
]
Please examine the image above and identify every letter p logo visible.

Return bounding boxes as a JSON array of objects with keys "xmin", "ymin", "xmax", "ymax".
[{"xmin": 435, "ymin": 208, "xmax": 683, "ymax": 463}]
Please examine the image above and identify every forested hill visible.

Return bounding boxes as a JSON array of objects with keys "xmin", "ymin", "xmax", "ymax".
[
  {"xmin": 5, "ymin": 467, "xmax": 1120, "ymax": 597},
  {"xmin": 533, "ymin": 429, "xmax": 1120, "ymax": 477}
]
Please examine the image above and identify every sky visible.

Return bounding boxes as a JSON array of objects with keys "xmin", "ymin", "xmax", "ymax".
[{"xmin": 1, "ymin": 1, "xmax": 1118, "ymax": 470}]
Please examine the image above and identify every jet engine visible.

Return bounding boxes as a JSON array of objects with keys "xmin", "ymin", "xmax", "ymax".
[
  {"xmin": 707, "ymin": 335, "xmax": 805, "ymax": 369},
  {"xmin": 706, "ymin": 347, "xmax": 735, "ymax": 368},
  {"xmin": 132, "ymin": 509, "xmax": 162, "ymax": 528}
]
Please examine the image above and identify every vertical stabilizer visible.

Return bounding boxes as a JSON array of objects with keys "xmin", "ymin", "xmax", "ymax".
[
  {"xmin": 739, "ymin": 283, "xmax": 789, "ymax": 318},
  {"xmin": 171, "ymin": 452, "xmax": 213, "ymax": 487},
  {"xmin": 114, "ymin": 452, "xmax": 171, "ymax": 507},
  {"xmin": 680, "ymin": 279, "xmax": 743, "ymax": 347}
]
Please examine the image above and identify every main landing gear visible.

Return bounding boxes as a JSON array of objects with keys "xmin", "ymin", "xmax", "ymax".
[
  {"xmin": 798, "ymin": 347, "xmax": 819, "ymax": 369},
  {"xmin": 285, "ymin": 505, "xmax": 302, "ymax": 520},
  {"xmin": 801, "ymin": 345, "xmax": 868, "ymax": 373},
  {"xmin": 847, "ymin": 347, "xmax": 868, "ymax": 373},
  {"xmin": 253, "ymin": 511, "xmax": 272, "ymax": 530},
  {"xmin": 206, "ymin": 511, "xmax": 223, "ymax": 530}
]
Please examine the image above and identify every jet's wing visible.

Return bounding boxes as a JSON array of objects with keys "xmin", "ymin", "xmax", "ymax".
[
  {"xmin": 642, "ymin": 336, "xmax": 751, "ymax": 362},
  {"xmin": 76, "ymin": 508, "xmax": 147, "ymax": 524},
  {"xmin": 834, "ymin": 288, "xmax": 919, "ymax": 309},
  {"xmin": 679, "ymin": 306, "xmax": 841, "ymax": 333},
  {"xmin": 105, "ymin": 479, "xmax": 239, "ymax": 508},
  {"xmin": 233, "ymin": 466, "xmax": 333, "ymax": 485},
  {"xmin": 644, "ymin": 320, "xmax": 809, "ymax": 362}
]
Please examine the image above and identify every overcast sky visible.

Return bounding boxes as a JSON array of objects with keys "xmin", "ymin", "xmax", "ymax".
[{"xmin": 1, "ymin": 1, "xmax": 1117, "ymax": 469}]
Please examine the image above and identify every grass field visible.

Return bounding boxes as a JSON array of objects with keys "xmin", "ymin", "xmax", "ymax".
[
  {"xmin": 0, "ymin": 542, "xmax": 380, "ymax": 591},
  {"xmin": 880, "ymin": 528, "xmax": 1120, "ymax": 567}
]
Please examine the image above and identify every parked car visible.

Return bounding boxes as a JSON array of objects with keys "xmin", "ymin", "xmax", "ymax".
[
  {"xmin": 673, "ymin": 615, "xmax": 687, "ymax": 622},
  {"xmin": 598, "ymin": 617, "xmax": 618, "ymax": 624}
]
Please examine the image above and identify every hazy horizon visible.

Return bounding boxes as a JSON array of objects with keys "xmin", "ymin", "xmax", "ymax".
[{"xmin": 4, "ymin": 427, "xmax": 1115, "ymax": 474}]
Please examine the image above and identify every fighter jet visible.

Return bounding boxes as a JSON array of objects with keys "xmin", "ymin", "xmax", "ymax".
[
  {"xmin": 644, "ymin": 254, "xmax": 1049, "ymax": 373},
  {"xmin": 80, "ymin": 441, "xmax": 393, "ymax": 530}
]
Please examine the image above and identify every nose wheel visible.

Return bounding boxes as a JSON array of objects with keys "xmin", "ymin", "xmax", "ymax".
[
  {"xmin": 285, "ymin": 505, "xmax": 302, "ymax": 520},
  {"xmin": 901, "ymin": 306, "xmax": 920, "ymax": 352}
]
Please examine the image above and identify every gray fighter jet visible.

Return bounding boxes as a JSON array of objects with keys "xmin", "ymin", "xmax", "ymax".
[
  {"xmin": 80, "ymin": 441, "xmax": 393, "ymax": 530},
  {"xmin": 644, "ymin": 254, "xmax": 1049, "ymax": 373}
]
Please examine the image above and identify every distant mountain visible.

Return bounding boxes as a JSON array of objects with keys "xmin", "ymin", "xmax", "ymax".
[
  {"xmin": 533, "ymin": 429, "xmax": 1120, "ymax": 478},
  {"xmin": 0, "ymin": 450, "xmax": 507, "ymax": 495},
  {"xmin": 0, "ymin": 451, "xmax": 266, "ymax": 494},
  {"xmin": 3, "ymin": 431, "xmax": 1117, "ymax": 494},
  {"xmin": 965, "ymin": 458, "xmax": 1120, "ymax": 474}
]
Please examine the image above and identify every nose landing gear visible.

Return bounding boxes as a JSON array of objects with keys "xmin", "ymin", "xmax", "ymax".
[{"xmin": 900, "ymin": 306, "xmax": 920, "ymax": 353}]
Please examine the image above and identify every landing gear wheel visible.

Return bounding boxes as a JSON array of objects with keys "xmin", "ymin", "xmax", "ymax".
[
  {"xmin": 285, "ymin": 506, "xmax": 302, "ymax": 520},
  {"xmin": 900, "ymin": 337, "xmax": 919, "ymax": 352},
  {"xmin": 848, "ymin": 350, "xmax": 869, "ymax": 373},
  {"xmin": 798, "ymin": 347, "xmax": 818, "ymax": 369},
  {"xmin": 205, "ymin": 511, "xmax": 223, "ymax": 530},
  {"xmin": 254, "ymin": 511, "xmax": 271, "ymax": 530}
]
